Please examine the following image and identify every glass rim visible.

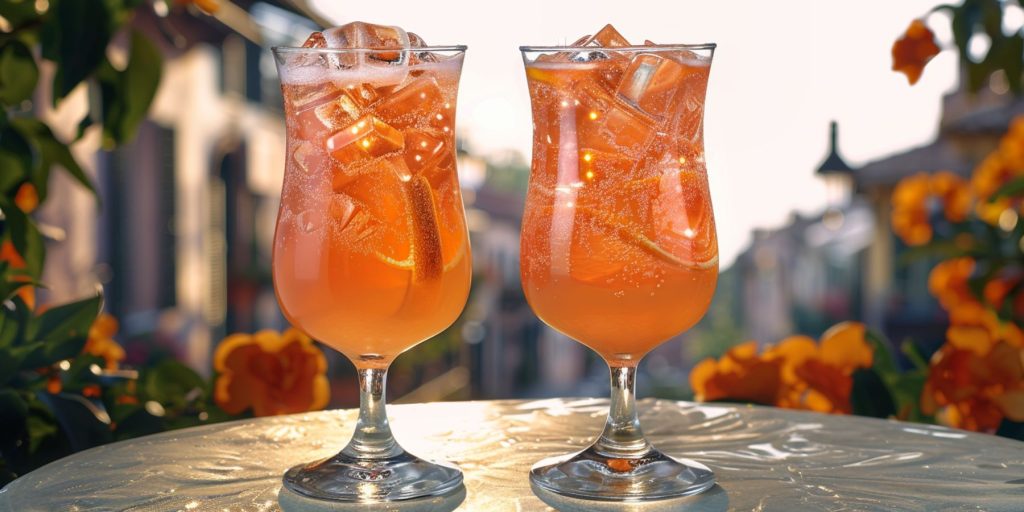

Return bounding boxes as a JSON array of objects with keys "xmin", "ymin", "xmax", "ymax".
[
  {"xmin": 272, "ymin": 45, "xmax": 467, "ymax": 54},
  {"xmin": 520, "ymin": 43, "xmax": 716, "ymax": 52}
]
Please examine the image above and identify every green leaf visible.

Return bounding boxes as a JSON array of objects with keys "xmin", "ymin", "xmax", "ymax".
[
  {"xmin": 1001, "ymin": 31, "xmax": 1023, "ymax": 95},
  {"xmin": 0, "ymin": 123, "xmax": 32, "ymax": 194},
  {"xmin": 142, "ymin": 360, "xmax": 205, "ymax": 407},
  {"xmin": 0, "ymin": 1, "xmax": 42, "ymax": 30},
  {"xmin": 0, "ymin": 197, "xmax": 45, "ymax": 279},
  {"xmin": 0, "ymin": 388, "xmax": 28, "ymax": 438},
  {"xmin": 10, "ymin": 118, "xmax": 97, "ymax": 200},
  {"xmin": 0, "ymin": 40, "xmax": 38, "ymax": 106},
  {"xmin": 42, "ymin": 0, "xmax": 113, "ymax": 104},
  {"xmin": 900, "ymin": 340, "xmax": 930, "ymax": 371},
  {"xmin": 990, "ymin": 176, "xmax": 1024, "ymax": 202},
  {"xmin": 97, "ymin": 30, "xmax": 162, "ymax": 146},
  {"xmin": 0, "ymin": 346, "xmax": 23, "ymax": 385},
  {"xmin": 25, "ymin": 411, "xmax": 58, "ymax": 453},
  {"xmin": 59, "ymin": 353, "xmax": 104, "ymax": 392},
  {"xmin": 33, "ymin": 294, "xmax": 101, "ymax": 347},
  {"xmin": 850, "ymin": 368, "xmax": 897, "ymax": 418},
  {"xmin": 864, "ymin": 329, "xmax": 898, "ymax": 377}
]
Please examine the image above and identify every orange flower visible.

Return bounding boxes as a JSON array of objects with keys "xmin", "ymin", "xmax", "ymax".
[
  {"xmin": 692, "ymin": 322, "xmax": 873, "ymax": 414},
  {"xmin": 891, "ymin": 172, "xmax": 974, "ymax": 246},
  {"xmin": 83, "ymin": 313, "xmax": 126, "ymax": 370},
  {"xmin": 928, "ymin": 258, "xmax": 978, "ymax": 318},
  {"xmin": 930, "ymin": 172, "xmax": 972, "ymax": 222},
  {"xmin": 690, "ymin": 341, "xmax": 783, "ymax": 405},
  {"xmin": 928, "ymin": 258, "xmax": 1024, "ymax": 346},
  {"xmin": 775, "ymin": 322, "xmax": 873, "ymax": 414},
  {"xmin": 14, "ymin": 183, "xmax": 38, "ymax": 213},
  {"xmin": 892, "ymin": 19, "xmax": 940, "ymax": 85},
  {"xmin": 214, "ymin": 328, "xmax": 330, "ymax": 417},
  {"xmin": 0, "ymin": 240, "xmax": 34, "ymax": 309},
  {"xmin": 922, "ymin": 328, "xmax": 1024, "ymax": 432},
  {"xmin": 999, "ymin": 116, "xmax": 1024, "ymax": 169},
  {"xmin": 891, "ymin": 173, "xmax": 933, "ymax": 245}
]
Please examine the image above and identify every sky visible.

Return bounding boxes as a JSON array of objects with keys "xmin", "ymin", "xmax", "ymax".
[{"xmin": 306, "ymin": 0, "xmax": 966, "ymax": 267}]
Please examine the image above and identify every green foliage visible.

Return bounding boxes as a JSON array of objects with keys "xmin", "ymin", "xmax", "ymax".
[
  {"xmin": 0, "ymin": 0, "xmax": 167, "ymax": 486},
  {"xmin": 935, "ymin": 0, "xmax": 1024, "ymax": 94},
  {"xmin": 95, "ymin": 30, "xmax": 163, "ymax": 146}
]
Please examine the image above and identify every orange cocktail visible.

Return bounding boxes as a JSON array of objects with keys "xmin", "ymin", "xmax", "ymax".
[
  {"xmin": 521, "ymin": 25, "xmax": 719, "ymax": 501},
  {"xmin": 521, "ymin": 27, "xmax": 718, "ymax": 365},
  {"xmin": 272, "ymin": 22, "xmax": 468, "ymax": 503},
  {"xmin": 274, "ymin": 36, "xmax": 470, "ymax": 368}
]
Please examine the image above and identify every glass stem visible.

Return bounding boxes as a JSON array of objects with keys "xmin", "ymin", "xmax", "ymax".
[
  {"xmin": 593, "ymin": 364, "xmax": 652, "ymax": 459},
  {"xmin": 341, "ymin": 367, "xmax": 404, "ymax": 460}
]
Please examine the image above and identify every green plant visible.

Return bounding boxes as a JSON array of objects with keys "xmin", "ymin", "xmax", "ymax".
[{"xmin": 0, "ymin": 0, "xmax": 163, "ymax": 484}]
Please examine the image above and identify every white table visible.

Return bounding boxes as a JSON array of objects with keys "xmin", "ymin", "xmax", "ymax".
[{"xmin": 2, "ymin": 398, "xmax": 1023, "ymax": 511}]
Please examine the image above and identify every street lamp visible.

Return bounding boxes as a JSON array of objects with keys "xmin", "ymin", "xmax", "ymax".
[{"xmin": 815, "ymin": 121, "xmax": 854, "ymax": 229}]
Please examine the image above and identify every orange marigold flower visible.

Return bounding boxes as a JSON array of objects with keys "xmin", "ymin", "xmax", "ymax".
[
  {"xmin": 0, "ymin": 240, "xmax": 34, "ymax": 309},
  {"xmin": 923, "ymin": 332, "xmax": 1024, "ymax": 432},
  {"xmin": 891, "ymin": 173, "xmax": 933, "ymax": 245},
  {"xmin": 14, "ymin": 183, "xmax": 39, "ymax": 213},
  {"xmin": 891, "ymin": 172, "xmax": 974, "ymax": 245},
  {"xmin": 928, "ymin": 258, "xmax": 976, "ymax": 313},
  {"xmin": 214, "ymin": 328, "xmax": 330, "ymax": 417},
  {"xmin": 83, "ymin": 313, "xmax": 126, "ymax": 370},
  {"xmin": 693, "ymin": 322, "xmax": 873, "ymax": 414},
  {"xmin": 930, "ymin": 171, "xmax": 972, "ymax": 222},
  {"xmin": 999, "ymin": 116, "xmax": 1024, "ymax": 169},
  {"xmin": 971, "ymin": 153, "xmax": 1022, "ymax": 225},
  {"xmin": 892, "ymin": 19, "xmax": 940, "ymax": 85},
  {"xmin": 690, "ymin": 341, "xmax": 783, "ymax": 405},
  {"xmin": 782, "ymin": 322, "xmax": 873, "ymax": 414}
]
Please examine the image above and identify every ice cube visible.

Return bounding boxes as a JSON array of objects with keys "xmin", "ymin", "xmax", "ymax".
[
  {"xmin": 291, "ymin": 141, "xmax": 318, "ymax": 175},
  {"xmin": 303, "ymin": 32, "xmax": 327, "ymax": 48},
  {"xmin": 373, "ymin": 76, "xmax": 444, "ymax": 128},
  {"xmin": 326, "ymin": 114, "xmax": 405, "ymax": 163},
  {"xmin": 322, "ymin": 21, "xmax": 410, "ymax": 50},
  {"xmin": 403, "ymin": 129, "xmax": 450, "ymax": 177},
  {"xmin": 616, "ymin": 53, "xmax": 686, "ymax": 118},
  {"xmin": 292, "ymin": 88, "xmax": 363, "ymax": 138},
  {"xmin": 313, "ymin": 93, "xmax": 363, "ymax": 134},
  {"xmin": 318, "ymin": 22, "xmax": 412, "ymax": 83},
  {"xmin": 408, "ymin": 32, "xmax": 427, "ymax": 47},
  {"xmin": 577, "ymin": 85, "xmax": 658, "ymax": 156},
  {"xmin": 330, "ymin": 157, "xmax": 412, "ymax": 262},
  {"xmin": 580, "ymin": 24, "xmax": 630, "ymax": 48}
]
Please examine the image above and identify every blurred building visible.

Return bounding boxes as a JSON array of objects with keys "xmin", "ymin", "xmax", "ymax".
[
  {"xmin": 726, "ymin": 83, "xmax": 1023, "ymax": 357},
  {"xmin": 40, "ymin": 2, "xmax": 318, "ymax": 374}
]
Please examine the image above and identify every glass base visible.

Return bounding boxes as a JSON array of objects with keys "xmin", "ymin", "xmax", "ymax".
[
  {"xmin": 283, "ymin": 449, "xmax": 463, "ymax": 502},
  {"xmin": 530, "ymin": 445, "xmax": 715, "ymax": 502}
]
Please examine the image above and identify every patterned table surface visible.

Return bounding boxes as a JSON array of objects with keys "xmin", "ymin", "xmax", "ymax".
[{"xmin": 2, "ymin": 398, "xmax": 1023, "ymax": 511}]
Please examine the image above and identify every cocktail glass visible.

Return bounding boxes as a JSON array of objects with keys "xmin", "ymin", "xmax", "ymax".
[
  {"xmin": 520, "ymin": 38, "xmax": 718, "ymax": 501},
  {"xmin": 271, "ymin": 43, "xmax": 470, "ymax": 502}
]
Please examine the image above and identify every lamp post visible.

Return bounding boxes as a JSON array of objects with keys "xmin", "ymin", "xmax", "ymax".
[{"xmin": 815, "ymin": 121, "xmax": 854, "ymax": 230}]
